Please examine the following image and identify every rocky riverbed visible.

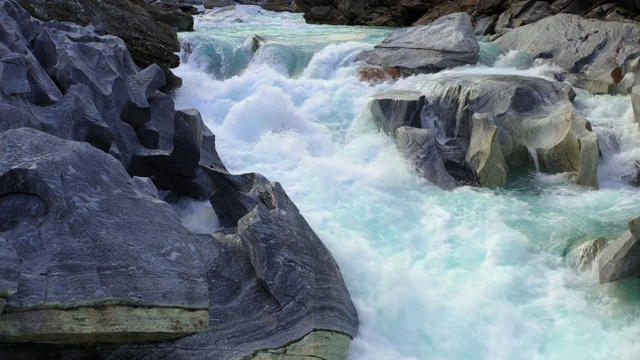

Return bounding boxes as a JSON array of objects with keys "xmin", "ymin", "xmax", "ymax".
[{"xmin": 4, "ymin": 0, "xmax": 640, "ymax": 359}]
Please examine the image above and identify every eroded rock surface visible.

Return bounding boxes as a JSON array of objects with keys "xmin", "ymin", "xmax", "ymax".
[
  {"xmin": 358, "ymin": 13, "xmax": 479, "ymax": 74},
  {"xmin": 366, "ymin": 75, "xmax": 599, "ymax": 188},
  {"xmin": 0, "ymin": 1, "xmax": 358, "ymax": 358},
  {"xmin": 0, "ymin": 128, "xmax": 210, "ymax": 343},
  {"xmin": 495, "ymin": 14, "xmax": 640, "ymax": 94},
  {"xmin": 599, "ymin": 231, "xmax": 640, "ymax": 283},
  {"xmin": 16, "ymin": 0, "xmax": 185, "ymax": 91}
]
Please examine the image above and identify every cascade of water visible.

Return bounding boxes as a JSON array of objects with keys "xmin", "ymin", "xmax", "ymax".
[
  {"xmin": 174, "ymin": 7, "xmax": 640, "ymax": 359},
  {"xmin": 527, "ymin": 146, "xmax": 541, "ymax": 173}
]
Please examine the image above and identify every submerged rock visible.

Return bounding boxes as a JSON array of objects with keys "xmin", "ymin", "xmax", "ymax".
[
  {"xmin": 567, "ymin": 237, "xmax": 606, "ymax": 271},
  {"xmin": 357, "ymin": 13, "xmax": 480, "ymax": 75},
  {"xmin": 495, "ymin": 14, "xmax": 640, "ymax": 94}
]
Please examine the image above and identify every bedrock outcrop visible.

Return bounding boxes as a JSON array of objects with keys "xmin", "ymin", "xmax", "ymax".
[
  {"xmin": 16, "ymin": 0, "xmax": 188, "ymax": 91},
  {"xmin": 0, "ymin": 0, "xmax": 357, "ymax": 358},
  {"xmin": 365, "ymin": 75, "xmax": 599, "ymax": 189}
]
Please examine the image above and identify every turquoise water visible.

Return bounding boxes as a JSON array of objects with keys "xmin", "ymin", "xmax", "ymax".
[{"xmin": 175, "ymin": 6, "xmax": 640, "ymax": 359}]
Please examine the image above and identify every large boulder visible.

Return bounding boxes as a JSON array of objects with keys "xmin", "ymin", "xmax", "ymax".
[
  {"xmin": 0, "ymin": 1, "xmax": 358, "ymax": 357},
  {"xmin": 365, "ymin": 75, "xmax": 599, "ymax": 188},
  {"xmin": 597, "ymin": 215, "xmax": 640, "ymax": 283},
  {"xmin": 599, "ymin": 231, "xmax": 640, "ymax": 283},
  {"xmin": 357, "ymin": 12, "xmax": 480, "ymax": 74},
  {"xmin": 16, "ymin": 0, "xmax": 184, "ymax": 91},
  {"xmin": 0, "ymin": 128, "xmax": 210, "ymax": 343},
  {"xmin": 0, "ymin": 0, "xmax": 214, "ymax": 200},
  {"xmin": 495, "ymin": 14, "xmax": 640, "ymax": 94},
  {"xmin": 99, "ymin": 173, "xmax": 358, "ymax": 360}
]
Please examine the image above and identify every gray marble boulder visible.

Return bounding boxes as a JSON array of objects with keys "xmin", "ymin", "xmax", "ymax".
[
  {"xmin": 366, "ymin": 75, "xmax": 599, "ymax": 188},
  {"xmin": 100, "ymin": 173, "xmax": 358, "ymax": 359},
  {"xmin": 599, "ymin": 231, "xmax": 640, "ymax": 283},
  {"xmin": 16, "ymin": 0, "xmax": 183, "ymax": 91},
  {"xmin": 495, "ymin": 14, "xmax": 640, "ymax": 94},
  {"xmin": 357, "ymin": 12, "xmax": 480, "ymax": 74},
  {"xmin": 0, "ymin": 128, "xmax": 209, "ymax": 343},
  {"xmin": 494, "ymin": 0, "xmax": 550, "ymax": 34},
  {"xmin": 0, "ymin": 1, "xmax": 359, "ymax": 358},
  {"xmin": 0, "ymin": 1, "xmax": 215, "ymax": 200}
]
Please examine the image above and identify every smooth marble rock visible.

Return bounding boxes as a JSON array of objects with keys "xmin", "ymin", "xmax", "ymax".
[
  {"xmin": 358, "ymin": 13, "xmax": 480, "ymax": 74},
  {"xmin": 366, "ymin": 75, "xmax": 598, "ymax": 188},
  {"xmin": 0, "ymin": 128, "xmax": 209, "ymax": 343},
  {"xmin": 599, "ymin": 231, "xmax": 640, "ymax": 283},
  {"xmin": 395, "ymin": 126, "xmax": 458, "ymax": 189},
  {"xmin": 495, "ymin": 14, "xmax": 640, "ymax": 94}
]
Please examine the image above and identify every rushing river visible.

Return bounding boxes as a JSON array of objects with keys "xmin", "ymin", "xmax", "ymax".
[{"xmin": 174, "ymin": 6, "xmax": 640, "ymax": 359}]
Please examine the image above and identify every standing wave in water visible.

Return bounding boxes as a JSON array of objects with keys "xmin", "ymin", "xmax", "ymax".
[{"xmin": 174, "ymin": 6, "xmax": 640, "ymax": 359}]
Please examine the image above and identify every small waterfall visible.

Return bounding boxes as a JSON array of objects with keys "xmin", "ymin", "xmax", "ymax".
[
  {"xmin": 527, "ymin": 146, "xmax": 541, "ymax": 172},
  {"xmin": 174, "ymin": 8, "xmax": 640, "ymax": 359}
]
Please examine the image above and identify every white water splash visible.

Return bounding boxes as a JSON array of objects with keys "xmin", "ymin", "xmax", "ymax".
[{"xmin": 174, "ymin": 8, "xmax": 640, "ymax": 359}]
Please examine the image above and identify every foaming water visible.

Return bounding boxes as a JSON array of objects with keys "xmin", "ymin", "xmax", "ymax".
[{"xmin": 175, "ymin": 8, "xmax": 640, "ymax": 359}]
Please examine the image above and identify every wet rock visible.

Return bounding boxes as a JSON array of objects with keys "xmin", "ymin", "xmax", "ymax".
[
  {"xmin": 0, "ymin": 235, "xmax": 19, "ymax": 300},
  {"xmin": 568, "ymin": 237, "xmax": 606, "ymax": 271},
  {"xmin": 632, "ymin": 85, "xmax": 640, "ymax": 125},
  {"xmin": 246, "ymin": 330, "xmax": 352, "ymax": 360},
  {"xmin": 366, "ymin": 91, "xmax": 425, "ymax": 136},
  {"xmin": 466, "ymin": 113, "xmax": 508, "ymax": 187},
  {"xmin": 0, "ymin": 1, "xmax": 358, "ymax": 358},
  {"xmin": 629, "ymin": 215, "xmax": 640, "ymax": 239},
  {"xmin": 495, "ymin": 14, "xmax": 640, "ymax": 94},
  {"xmin": 495, "ymin": 1, "xmax": 550, "ymax": 33},
  {"xmin": 0, "ymin": 128, "xmax": 209, "ymax": 343},
  {"xmin": 366, "ymin": 75, "xmax": 599, "ymax": 188},
  {"xmin": 395, "ymin": 126, "xmax": 459, "ymax": 189},
  {"xmin": 475, "ymin": 14, "xmax": 498, "ymax": 36},
  {"xmin": 357, "ymin": 13, "xmax": 479, "ymax": 74},
  {"xmin": 599, "ymin": 231, "xmax": 640, "ymax": 283},
  {"xmin": 236, "ymin": 0, "xmax": 295, "ymax": 12}
]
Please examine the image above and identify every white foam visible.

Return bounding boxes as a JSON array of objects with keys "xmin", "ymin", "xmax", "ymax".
[
  {"xmin": 171, "ymin": 199, "xmax": 220, "ymax": 234},
  {"xmin": 173, "ymin": 11, "xmax": 640, "ymax": 359}
]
